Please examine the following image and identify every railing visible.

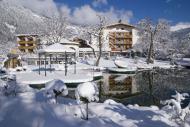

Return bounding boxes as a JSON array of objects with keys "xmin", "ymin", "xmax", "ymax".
[
  {"xmin": 18, "ymin": 41, "xmax": 36, "ymax": 44},
  {"xmin": 18, "ymin": 45, "xmax": 36, "ymax": 49},
  {"xmin": 109, "ymin": 32, "xmax": 132, "ymax": 39}
]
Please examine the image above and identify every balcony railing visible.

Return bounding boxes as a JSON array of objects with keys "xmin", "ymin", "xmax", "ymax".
[
  {"xmin": 18, "ymin": 46, "xmax": 36, "ymax": 49},
  {"xmin": 109, "ymin": 32, "xmax": 132, "ymax": 39},
  {"xmin": 18, "ymin": 41, "xmax": 36, "ymax": 45}
]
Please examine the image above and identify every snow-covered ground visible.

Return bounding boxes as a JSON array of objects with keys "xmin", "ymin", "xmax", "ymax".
[
  {"xmin": 2, "ymin": 57, "xmax": 175, "ymax": 86},
  {"xmin": 0, "ymin": 89, "xmax": 184, "ymax": 127},
  {"xmin": 84, "ymin": 57, "xmax": 176, "ymax": 70},
  {"xmin": 0, "ymin": 57, "xmax": 189, "ymax": 127},
  {"xmin": 114, "ymin": 58, "xmax": 176, "ymax": 69}
]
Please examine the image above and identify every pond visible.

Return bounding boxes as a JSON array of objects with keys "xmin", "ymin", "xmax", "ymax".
[
  {"xmin": 97, "ymin": 68, "xmax": 190, "ymax": 107},
  {"xmin": 26, "ymin": 67, "xmax": 190, "ymax": 108}
]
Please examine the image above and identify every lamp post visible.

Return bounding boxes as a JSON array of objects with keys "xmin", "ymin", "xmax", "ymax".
[
  {"xmin": 50, "ymin": 54, "xmax": 52, "ymax": 73},
  {"xmin": 74, "ymin": 52, "xmax": 76, "ymax": 74},
  {"xmin": 45, "ymin": 54, "xmax": 47, "ymax": 76},
  {"xmin": 38, "ymin": 54, "xmax": 41, "ymax": 75},
  {"xmin": 65, "ymin": 51, "xmax": 68, "ymax": 76}
]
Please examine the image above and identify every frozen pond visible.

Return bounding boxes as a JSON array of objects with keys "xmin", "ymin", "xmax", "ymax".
[{"xmin": 98, "ymin": 68, "xmax": 190, "ymax": 107}]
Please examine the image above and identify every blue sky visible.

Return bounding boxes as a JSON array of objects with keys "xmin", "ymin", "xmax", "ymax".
[{"xmin": 54, "ymin": 0, "xmax": 190, "ymax": 25}]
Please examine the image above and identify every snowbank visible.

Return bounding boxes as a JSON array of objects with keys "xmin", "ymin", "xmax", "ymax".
[{"xmin": 0, "ymin": 93, "xmax": 180, "ymax": 127}]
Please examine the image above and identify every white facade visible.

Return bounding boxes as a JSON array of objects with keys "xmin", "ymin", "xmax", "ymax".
[
  {"xmin": 132, "ymin": 29, "xmax": 139, "ymax": 46},
  {"xmin": 89, "ymin": 23, "xmax": 139, "ymax": 54}
]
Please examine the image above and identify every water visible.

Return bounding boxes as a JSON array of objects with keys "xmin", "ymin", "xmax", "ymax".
[
  {"xmin": 28, "ymin": 67, "xmax": 190, "ymax": 107},
  {"xmin": 98, "ymin": 68, "xmax": 190, "ymax": 107}
]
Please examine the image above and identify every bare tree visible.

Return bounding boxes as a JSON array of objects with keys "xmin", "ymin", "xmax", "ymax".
[
  {"xmin": 81, "ymin": 15, "xmax": 106, "ymax": 66},
  {"xmin": 78, "ymin": 25, "xmax": 97, "ymax": 57},
  {"xmin": 137, "ymin": 18, "xmax": 171, "ymax": 64},
  {"xmin": 95, "ymin": 15, "xmax": 106, "ymax": 66},
  {"xmin": 42, "ymin": 12, "xmax": 68, "ymax": 45}
]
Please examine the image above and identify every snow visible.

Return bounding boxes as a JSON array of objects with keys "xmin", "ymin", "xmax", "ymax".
[
  {"xmin": 108, "ymin": 67, "xmax": 136, "ymax": 73},
  {"xmin": 114, "ymin": 58, "xmax": 175, "ymax": 69},
  {"xmin": 45, "ymin": 79, "xmax": 68, "ymax": 96},
  {"xmin": 82, "ymin": 57, "xmax": 175, "ymax": 71},
  {"xmin": 38, "ymin": 43, "xmax": 75, "ymax": 53},
  {"xmin": 4, "ymin": 22, "xmax": 16, "ymax": 33},
  {"xmin": 75, "ymin": 82, "xmax": 99, "ymax": 103},
  {"xmin": 104, "ymin": 99, "xmax": 119, "ymax": 105},
  {"xmin": 0, "ymin": 85, "xmax": 187, "ymax": 127},
  {"xmin": 45, "ymin": 79, "xmax": 68, "ymax": 103},
  {"xmin": 14, "ymin": 71, "xmax": 93, "ymax": 85},
  {"xmin": 60, "ymin": 38, "xmax": 79, "ymax": 45},
  {"xmin": 161, "ymin": 91, "xmax": 190, "ymax": 125}
]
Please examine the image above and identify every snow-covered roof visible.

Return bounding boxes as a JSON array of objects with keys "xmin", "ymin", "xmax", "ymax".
[
  {"xmin": 105, "ymin": 23, "xmax": 135, "ymax": 29},
  {"xmin": 16, "ymin": 34, "xmax": 38, "ymax": 37},
  {"xmin": 79, "ymin": 48, "xmax": 95, "ymax": 52},
  {"xmin": 38, "ymin": 43, "xmax": 75, "ymax": 54},
  {"xmin": 60, "ymin": 38, "xmax": 79, "ymax": 45}
]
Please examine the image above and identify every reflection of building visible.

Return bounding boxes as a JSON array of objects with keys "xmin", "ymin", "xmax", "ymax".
[
  {"xmin": 109, "ymin": 75, "xmax": 132, "ymax": 92},
  {"xmin": 17, "ymin": 34, "xmax": 39, "ymax": 53},
  {"xmin": 102, "ymin": 74, "xmax": 137, "ymax": 95}
]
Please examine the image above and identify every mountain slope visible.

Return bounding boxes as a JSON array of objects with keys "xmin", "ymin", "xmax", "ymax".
[{"xmin": 0, "ymin": 0, "xmax": 45, "ymax": 55}]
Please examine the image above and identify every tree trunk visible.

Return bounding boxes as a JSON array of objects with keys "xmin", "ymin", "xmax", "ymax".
[
  {"xmin": 86, "ymin": 102, "xmax": 88, "ymax": 120},
  {"xmin": 90, "ymin": 46, "xmax": 97, "ymax": 58},
  {"xmin": 89, "ymin": 33, "xmax": 97, "ymax": 58},
  {"xmin": 147, "ymin": 33, "xmax": 154, "ymax": 64},
  {"xmin": 96, "ymin": 34, "xmax": 102, "ymax": 66}
]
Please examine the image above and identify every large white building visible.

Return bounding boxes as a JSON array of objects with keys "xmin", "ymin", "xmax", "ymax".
[{"xmin": 90, "ymin": 22, "xmax": 139, "ymax": 56}]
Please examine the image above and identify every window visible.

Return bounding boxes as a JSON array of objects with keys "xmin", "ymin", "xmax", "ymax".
[
  {"xmin": 41, "ymin": 61, "xmax": 44, "ymax": 65},
  {"xmin": 28, "ymin": 49, "xmax": 34, "ymax": 53}
]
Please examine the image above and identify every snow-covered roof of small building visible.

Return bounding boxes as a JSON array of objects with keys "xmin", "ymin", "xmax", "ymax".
[
  {"xmin": 38, "ymin": 43, "xmax": 75, "ymax": 54},
  {"xmin": 60, "ymin": 38, "xmax": 79, "ymax": 45},
  {"xmin": 79, "ymin": 48, "xmax": 95, "ymax": 52}
]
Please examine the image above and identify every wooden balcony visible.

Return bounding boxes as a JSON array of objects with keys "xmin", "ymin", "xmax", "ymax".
[
  {"xmin": 18, "ymin": 41, "xmax": 36, "ymax": 45},
  {"xmin": 18, "ymin": 45, "xmax": 36, "ymax": 50},
  {"xmin": 109, "ymin": 32, "xmax": 132, "ymax": 39},
  {"xmin": 115, "ymin": 35, "xmax": 132, "ymax": 39}
]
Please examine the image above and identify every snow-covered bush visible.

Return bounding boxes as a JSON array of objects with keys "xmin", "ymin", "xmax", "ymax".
[
  {"xmin": 45, "ymin": 79, "xmax": 68, "ymax": 103},
  {"xmin": 0, "ymin": 74, "xmax": 18, "ymax": 96},
  {"xmin": 75, "ymin": 82, "xmax": 99, "ymax": 103},
  {"xmin": 162, "ymin": 91, "xmax": 190, "ymax": 126},
  {"xmin": 75, "ymin": 82, "xmax": 99, "ymax": 120}
]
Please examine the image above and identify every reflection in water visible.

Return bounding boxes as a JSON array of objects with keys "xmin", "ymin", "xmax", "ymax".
[{"xmin": 100, "ymin": 69, "xmax": 190, "ymax": 107}]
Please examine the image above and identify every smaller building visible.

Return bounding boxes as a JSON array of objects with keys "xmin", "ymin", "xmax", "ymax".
[
  {"xmin": 4, "ymin": 53, "xmax": 21, "ymax": 68},
  {"xmin": 16, "ymin": 34, "xmax": 39, "ymax": 53},
  {"xmin": 23, "ymin": 38, "xmax": 79, "ymax": 66},
  {"xmin": 73, "ymin": 37, "xmax": 110, "ymax": 58}
]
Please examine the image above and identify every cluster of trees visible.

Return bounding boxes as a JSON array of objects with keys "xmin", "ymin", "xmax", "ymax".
[{"xmin": 134, "ymin": 18, "xmax": 190, "ymax": 62}]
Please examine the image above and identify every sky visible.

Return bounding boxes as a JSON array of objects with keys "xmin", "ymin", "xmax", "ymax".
[
  {"xmin": 54, "ymin": 0, "xmax": 190, "ymax": 24},
  {"xmin": 14, "ymin": 0, "xmax": 190, "ymax": 31}
]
